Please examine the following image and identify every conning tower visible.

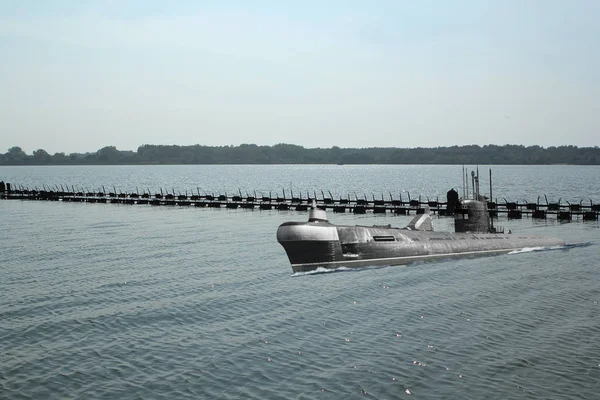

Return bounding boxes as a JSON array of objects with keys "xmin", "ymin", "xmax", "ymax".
[{"xmin": 454, "ymin": 199, "xmax": 491, "ymax": 233}]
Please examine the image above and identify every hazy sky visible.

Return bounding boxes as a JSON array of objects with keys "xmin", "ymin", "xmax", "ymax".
[{"xmin": 1, "ymin": 0, "xmax": 599, "ymax": 154}]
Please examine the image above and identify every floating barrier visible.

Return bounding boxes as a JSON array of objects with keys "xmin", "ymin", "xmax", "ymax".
[{"xmin": 1, "ymin": 184, "xmax": 599, "ymax": 222}]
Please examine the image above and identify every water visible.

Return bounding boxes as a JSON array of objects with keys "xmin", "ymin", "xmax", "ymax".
[{"xmin": 1, "ymin": 165, "xmax": 599, "ymax": 399}]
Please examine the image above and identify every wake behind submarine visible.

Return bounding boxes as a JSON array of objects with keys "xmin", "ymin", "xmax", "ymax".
[{"xmin": 276, "ymin": 196, "xmax": 565, "ymax": 273}]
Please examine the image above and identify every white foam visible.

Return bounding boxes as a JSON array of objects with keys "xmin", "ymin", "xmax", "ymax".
[
  {"xmin": 291, "ymin": 266, "xmax": 351, "ymax": 276},
  {"xmin": 508, "ymin": 247, "xmax": 547, "ymax": 254},
  {"xmin": 508, "ymin": 245, "xmax": 564, "ymax": 255}
]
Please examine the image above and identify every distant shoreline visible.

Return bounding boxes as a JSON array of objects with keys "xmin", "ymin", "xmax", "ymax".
[{"xmin": 2, "ymin": 144, "xmax": 599, "ymax": 165}]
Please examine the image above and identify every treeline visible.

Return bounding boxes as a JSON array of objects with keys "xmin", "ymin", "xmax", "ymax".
[{"xmin": 1, "ymin": 144, "xmax": 599, "ymax": 165}]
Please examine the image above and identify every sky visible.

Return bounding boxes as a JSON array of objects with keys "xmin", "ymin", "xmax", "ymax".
[{"xmin": 1, "ymin": 0, "xmax": 599, "ymax": 154}]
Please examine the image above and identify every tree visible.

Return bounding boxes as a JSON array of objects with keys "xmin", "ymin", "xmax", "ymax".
[
  {"xmin": 5, "ymin": 146, "xmax": 28, "ymax": 164},
  {"xmin": 33, "ymin": 149, "xmax": 51, "ymax": 164},
  {"xmin": 53, "ymin": 152, "xmax": 69, "ymax": 164},
  {"xmin": 96, "ymin": 146, "xmax": 121, "ymax": 163}
]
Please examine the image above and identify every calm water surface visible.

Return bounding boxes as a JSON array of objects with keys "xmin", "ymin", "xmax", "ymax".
[{"xmin": 1, "ymin": 165, "xmax": 599, "ymax": 399}]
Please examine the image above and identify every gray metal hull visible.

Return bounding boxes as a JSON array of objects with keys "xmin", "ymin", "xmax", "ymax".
[{"xmin": 277, "ymin": 221, "xmax": 565, "ymax": 273}]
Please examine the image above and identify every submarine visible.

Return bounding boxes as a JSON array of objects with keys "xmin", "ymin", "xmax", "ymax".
[{"xmin": 276, "ymin": 198, "xmax": 565, "ymax": 273}]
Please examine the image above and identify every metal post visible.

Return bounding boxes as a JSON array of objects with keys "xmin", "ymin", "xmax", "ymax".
[
  {"xmin": 489, "ymin": 168, "xmax": 493, "ymax": 201},
  {"xmin": 476, "ymin": 166, "xmax": 480, "ymax": 199},
  {"xmin": 465, "ymin": 168, "xmax": 469, "ymax": 199},
  {"xmin": 462, "ymin": 165, "xmax": 466, "ymax": 198}
]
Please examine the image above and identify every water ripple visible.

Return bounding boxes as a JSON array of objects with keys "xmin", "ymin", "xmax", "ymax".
[{"xmin": 1, "ymin": 198, "xmax": 599, "ymax": 399}]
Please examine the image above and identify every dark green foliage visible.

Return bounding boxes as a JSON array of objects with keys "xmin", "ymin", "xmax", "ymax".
[{"xmin": 1, "ymin": 144, "xmax": 599, "ymax": 165}]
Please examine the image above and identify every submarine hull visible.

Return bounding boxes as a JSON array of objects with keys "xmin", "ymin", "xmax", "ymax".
[{"xmin": 277, "ymin": 222, "xmax": 565, "ymax": 273}]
